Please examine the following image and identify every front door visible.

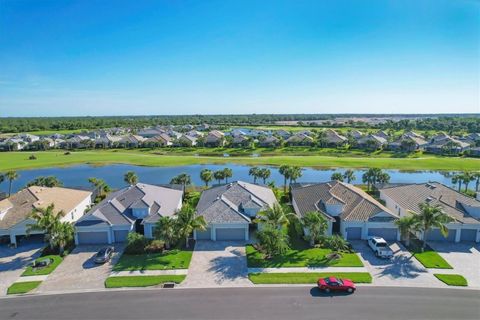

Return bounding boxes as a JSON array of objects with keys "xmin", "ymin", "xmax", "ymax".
[
  {"xmin": 333, "ymin": 217, "xmax": 341, "ymax": 234},
  {"xmin": 135, "ymin": 219, "xmax": 144, "ymax": 235}
]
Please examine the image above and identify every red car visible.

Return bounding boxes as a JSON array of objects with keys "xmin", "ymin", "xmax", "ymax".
[{"xmin": 317, "ymin": 276, "xmax": 356, "ymax": 293}]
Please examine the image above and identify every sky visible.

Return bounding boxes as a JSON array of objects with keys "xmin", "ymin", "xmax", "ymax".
[{"xmin": 0, "ymin": 0, "xmax": 479, "ymax": 117}]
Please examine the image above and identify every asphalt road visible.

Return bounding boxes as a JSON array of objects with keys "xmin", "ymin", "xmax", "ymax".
[{"xmin": 0, "ymin": 287, "xmax": 479, "ymax": 320}]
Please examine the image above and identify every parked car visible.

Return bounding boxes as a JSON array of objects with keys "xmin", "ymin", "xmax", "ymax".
[
  {"xmin": 368, "ymin": 236, "xmax": 394, "ymax": 259},
  {"xmin": 94, "ymin": 246, "xmax": 114, "ymax": 264},
  {"xmin": 317, "ymin": 276, "xmax": 356, "ymax": 293}
]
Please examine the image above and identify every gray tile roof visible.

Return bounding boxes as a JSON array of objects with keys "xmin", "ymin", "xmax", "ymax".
[
  {"xmin": 291, "ymin": 181, "xmax": 397, "ymax": 222},
  {"xmin": 196, "ymin": 181, "xmax": 277, "ymax": 224},
  {"xmin": 380, "ymin": 182, "xmax": 480, "ymax": 224}
]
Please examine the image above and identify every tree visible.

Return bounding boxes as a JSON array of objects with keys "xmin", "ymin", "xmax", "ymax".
[
  {"xmin": 259, "ymin": 168, "xmax": 271, "ymax": 184},
  {"xmin": 6, "ymin": 170, "xmax": 18, "ymax": 197},
  {"xmin": 124, "ymin": 171, "xmax": 138, "ymax": 186},
  {"xmin": 412, "ymin": 202, "xmax": 453, "ymax": 251},
  {"xmin": 279, "ymin": 165, "xmax": 291, "ymax": 193},
  {"xmin": 331, "ymin": 172, "xmax": 344, "ymax": 182},
  {"xmin": 213, "ymin": 170, "xmax": 225, "ymax": 184},
  {"xmin": 255, "ymin": 204, "xmax": 295, "ymax": 229},
  {"xmin": 222, "ymin": 168, "xmax": 233, "ymax": 183},
  {"xmin": 170, "ymin": 173, "xmax": 192, "ymax": 189},
  {"xmin": 395, "ymin": 215, "xmax": 417, "ymax": 247},
  {"xmin": 26, "ymin": 176, "xmax": 63, "ymax": 188},
  {"xmin": 343, "ymin": 169, "xmax": 356, "ymax": 183},
  {"xmin": 256, "ymin": 224, "xmax": 290, "ymax": 258},
  {"xmin": 460, "ymin": 172, "xmax": 474, "ymax": 192},
  {"xmin": 88, "ymin": 177, "xmax": 111, "ymax": 200},
  {"xmin": 301, "ymin": 211, "xmax": 328, "ymax": 246},
  {"xmin": 473, "ymin": 172, "xmax": 480, "ymax": 192},
  {"xmin": 176, "ymin": 204, "xmax": 207, "ymax": 248},
  {"xmin": 451, "ymin": 174, "xmax": 462, "ymax": 192},
  {"xmin": 52, "ymin": 222, "xmax": 74, "ymax": 256},
  {"xmin": 26, "ymin": 204, "xmax": 59, "ymax": 251},
  {"xmin": 288, "ymin": 166, "xmax": 302, "ymax": 186},
  {"xmin": 200, "ymin": 169, "xmax": 214, "ymax": 187},
  {"xmin": 362, "ymin": 168, "xmax": 389, "ymax": 191},
  {"xmin": 0, "ymin": 173, "xmax": 5, "ymax": 190},
  {"xmin": 154, "ymin": 216, "xmax": 179, "ymax": 249},
  {"xmin": 249, "ymin": 167, "xmax": 261, "ymax": 184}
]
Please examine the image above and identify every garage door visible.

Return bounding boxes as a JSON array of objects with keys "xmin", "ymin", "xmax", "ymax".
[
  {"xmin": 426, "ymin": 229, "xmax": 456, "ymax": 242},
  {"xmin": 368, "ymin": 228, "xmax": 398, "ymax": 241},
  {"xmin": 196, "ymin": 228, "xmax": 211, "ymax": 240},
  {"xmin": 77, "ymin": 231, "xmax": 109, "ymax": 244},
  {"xmin": 346, "ymin": 227, "xmax": 362, "ymax": 240},
  {"xmin": 460, "ymin": 229, "xmax": 477, "ymax": 242},
  {"xmin": 113, "ymin": 230, "xmax": 129, "ymax": 243},
  {"xmin": 216, "ymin": 228, "xmax": 246, "ymax": 241}
]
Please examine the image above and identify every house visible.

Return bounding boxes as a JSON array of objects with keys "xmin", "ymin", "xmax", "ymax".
[
  {"xmin": 285, "ymin": 133, "xmax": 314, "ymax": 146},
  {"xmin": 404, "ymin": 131, "xmax": 425, "ymax": 139},
  {"xmin": 356, "ymin": 134, "xmax": 387, "ymax": 150},
  {"xmin": 0, "ymin": 137, "xmax": 27, "ymax": 151},
  {"xmin": 461, "ymin": 133, "xmax": 480, "ymax": 147},
  {"xmin": 144, "ymin": 133, "xmax": 173, "ymax": 147},
  {"xmin": 468, "ymin": 147, "xmax": 480, "ymax": 157},
  {"xmin": 380, "ymin": 183, "xmax": 480, "ymax": 242},
  {"xmin": 194, "ymin": 181, "xmax": 277, "ymax": 241},
  {"xmin": 375, "ymin": 131, "xmax": 389, "ymax": 140},
  {"xmin": 74, "ymin": 183, "xmax": 183, "ymax": 245},
  {"xmin": 425, "ymin": 136, "xmax": 470, "ymax": 154},
  {"xmin": 322, "ymin": 129, "xmax": 348, "ymax": 147},
  {"xmin": 387, "ymin": 135, "xmax": 428, "ymax": 152},
  {"xmin": 231, "ymin": 135, "xmax": 250, "ymax": 147},
  {"xmin": 275, "ymin": 129, "xmax": 291, "ymax": 139},
  {"xmin": 291, "ymin": 181, "xmax": 400, "ymax": 241},
  {"xmin": 117, "ymin": 135, "xmax": 146, "ymax": 148},
  {"xmin": 176, "ymin": 134, "xmax": 197, "ymax": 147},
  {"xmin": 349, "ymin": 130, "xmax": 364, "ymax": 139},
  {"xmin": 62, "ymin": 135, "xmax": 92, "ymax": 149},
  {"xmin": 186, "ymin": 130, "xmax": 204, "ymax": 138},
  {"xmin": 205, "ymin": 130, "xmax": 225, "ymax": 147},
  {"xmin": 137, "ymin": 128, "xmax": 166, "ymax": 138},
  {"xmin": 0, "ymin": 186, "xmax": 92, "ymax": 247},
  {"xmin": 17, "ymin": 134, "xmax": 40, "ymax": 143},
  {"xmin": 258, "ymin": 136, "xmax": 281, "ymax": 148}
]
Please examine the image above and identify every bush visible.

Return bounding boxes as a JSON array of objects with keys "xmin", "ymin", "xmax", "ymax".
[
  {"xmin": 28, "ymin": 154, "xmax": 37, "ymax": 160},
  {"xmin": 124, "ymin": 232, "xmax": 148, "ymax": 255},
  {"xmin": 145, "ymin": 240, "xmax": 165, "ymax": 253},
  {"xmin": 64, "ymin": 151, "xmax": 71, "ymax": 155}
]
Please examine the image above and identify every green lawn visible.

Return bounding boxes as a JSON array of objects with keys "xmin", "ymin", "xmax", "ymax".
[
  {"xmin": 105, "ymin": 275, "xmax": 186, "ymax": 288},
  {"xmin": 248, "ymin": 272, "xmax": 372, "ymax": 284},
  {"xmin": 7, "ymin": 281, "xmax": 42, "ymax": 295},
  {"xmin": 0, "ymin": 149, "xmax": 478, "ymax": 171},
  {"xmin": 112, "ymin": 249, "xmax": 193, "ymax": 271},
  {"xmin": 434, "ymin": 274, "xmax": 468, "ymax": 286},
  {"xmin": 411, "ymin": 250, "xmax": 453, "ymax": 269},
  {"xmin": 21, "ymin": 255, "xmax": 63, "ymax": 276},
  {"xmin": 246, "ymin": 244, "xmax": 363, "ymax": 268}
]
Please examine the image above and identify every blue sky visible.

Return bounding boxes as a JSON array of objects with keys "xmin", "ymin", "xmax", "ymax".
[{"xmin": 0, "ymin": 0, "xmax": 478, "ymax": 116}]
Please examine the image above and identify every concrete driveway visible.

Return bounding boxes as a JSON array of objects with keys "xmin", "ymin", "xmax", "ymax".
[
  {"xmin": 0, "ymin": 241, "xmax": 43, "ymax": 296},
  {"xmin": 351, "ymin": 240, "xmax": 442, "ymax": 287},
  {"xmin": 181, "ymin": 241, "xmax": 252, "ymax": 288},
  {"xmin": 37, "ymin": 244, "xmax": 124, "ymax": 293},
  {"xmin": 428, "ymin": 242, "xmax": 480, "ymax": 288}
]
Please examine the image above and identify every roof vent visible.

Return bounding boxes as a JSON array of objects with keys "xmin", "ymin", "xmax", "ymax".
[{"xmin": 426, "ymin": 196, "xmax": 434, "ymax": 203}]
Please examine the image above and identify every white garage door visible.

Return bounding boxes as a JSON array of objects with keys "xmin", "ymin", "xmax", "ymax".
[
  {"xmin": 346, "ymin": 227, "xmax": 362, "ymax": 240},
  {"xmin": 196, "ymin": 228, "xmax": 212, "ymax": 240},
  {"xmin": 368, "ymin": 228, "xmax": 398, "ymax": 241},
  {"xmin": 77, "ymin": 231, "xmax": 109, "ymax": 244},
  {"xmin": 114, "ymin": 230, "xmax": 129, "ymax": 243},
  {"xmin": 216, "ymin": 228, "xmax": 246, "ymax": 241}
]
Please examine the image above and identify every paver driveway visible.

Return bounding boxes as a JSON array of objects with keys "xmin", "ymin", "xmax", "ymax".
[
  {"xmin": 351, "ymin": 240, "xmax": 443, "ymax": 287},
  {"xmin": 37, "ymin": 244, "xmax": 124, "ymax": 293},
  {"xmin": 0, "ymin": 241, "xmax": 43, "ymax": 296},
  {"xmin": 428, "ymin": 242, "xmax": 480, "ymax": 288},
  {"xmin": 181, "ymin": 241, "xmax": 252, "ymax": 288}
]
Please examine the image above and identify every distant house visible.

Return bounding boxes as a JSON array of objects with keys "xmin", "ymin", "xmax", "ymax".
[
  {"xmin": 258, "ymin": 136, "xmax": 281, "ymax": 148},
  {"xmin": 462, "ymin": 133, "xmax": 480, "ymax": 147},
  {"xmin": 380, "ymin": 183, "xmax": 480, "ymax": 242},
  {"xmin": 425, "ymin": 136, "xmax": 470, "ymax": 155},
  {"xmin": 137, "ymin": 128, "xmax": 166, "ymax": 138},
  {"xmin": 322, "ymin": 129, "xmax": 348, "ymax": 147},
  {"xmin": 186, "ymin": 130, "xmax": 204, "ymax": 138},
  {"xmin": 118, "ymin": 135, "xmax": 146, "ymax": 148},
  {"xmin": 144, "ymin": 133, "xmax": 173, "ymax": 147},
  {"xmin": 468, "ymin": 147, "xmax": 480, "ymax": 157},
  {"xmin": 275, "ymin": 129, "xmax": 291, "ymax": 139},
  {"xmin": 375, "ymin": 131, "xmax": 389, "ymax": 140},
  {"xmin": 205, "ymin": 130, "xmax": 225, "ymax": 147},
  {"xmin": 404, "ymin": 131, "xmax": 425, "ymax": 140},
  {"xmin": 74, "ymin": 183, "xmax": 183, "ymax": 244},
  {"xmin": 349, "ymin": 130, "xmax": 364, "ymax": 139},
  {"xmin": 285, "ymin": 133, "xmax": 314, "ymax": 146},
  {"xmin": 194, "ymin": 181, "xmax": 277, "ymax": 241},
  {"xmin": 387, "ymin": 135, "xmax": 428, "ymax": 152},
  {"xmin": 356, "ymin": 134, "xmax": 387, "ymax": 150},
  {"xmin": 0, "ymin": 186, "xmax": 92, "ymax": 247},
  {"xmin": 62, "ymin": 135, "xmax": 92, "ymax": 149},
  {"xmin": 176, "ymin": 134, "xmax": 197, "ymax": 147},
  {"xmin": 291, "ymin": 181, "xmax": 399, "ymax": 241},
  {"xmin": 231, "ymin": 135, "xmax": 250, "ymax": 147}
]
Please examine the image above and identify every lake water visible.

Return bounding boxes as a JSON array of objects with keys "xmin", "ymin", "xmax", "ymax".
[{"xmin": 1, "ymin": 164, "xmax": 456, "ymax": 194}]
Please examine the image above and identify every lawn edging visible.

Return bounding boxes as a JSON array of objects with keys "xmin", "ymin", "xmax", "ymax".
[
  {"xmin": 434, "ymin": 274, "xmax": 468, "ymax": 287},
  {"xmin": 248, "ymin": 272, "xmax": 372, "ymax": 284},
  {"xmin": 105, "ymin": 275, "xmax": 186, "ymax": 288},
  {"xmin": 7, "ymin": 281, "xmax": 42, "ymax": 295}
]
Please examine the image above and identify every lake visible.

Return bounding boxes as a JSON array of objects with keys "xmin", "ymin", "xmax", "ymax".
[{"xmin": 1, "ymin": 164, "xmax": 456, "ymax": 194}]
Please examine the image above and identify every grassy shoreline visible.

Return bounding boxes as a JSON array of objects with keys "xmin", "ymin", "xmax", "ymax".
[{"xmin": 0, "ymin": 149, "xmax": 478, "ymax": 171}]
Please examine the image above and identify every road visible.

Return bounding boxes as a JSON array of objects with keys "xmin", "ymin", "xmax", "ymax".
[{"xmin": 0, "ymin": 287, "xmax": 479, "ymax": 320}]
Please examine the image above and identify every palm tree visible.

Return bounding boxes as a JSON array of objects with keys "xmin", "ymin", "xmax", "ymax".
[
  {"xmin": 154, "ymin": 216, "xmax": 179, "ymax": 249},
  {"xmin": 124, "ymin": 171, "xmax": 138, "ymax": 186},
  {"xmin": 301, "ymin": 211, "xmax": 328, "ymax": 246},
  {"xmin": 259, "ymin": 168, "xmax": 271, "ymax": 184},
  {"xmin": 0, "ymin": 173, "xmax": 5, "ymax": 190},
  {"xmin": 412, "ymin": 202, "xmax": 453, "ymax": 251},
  {"xmin": 213, "ymin": 170, "xmax": 225, "ymax": 184},
  {"xmin": 331, "ymin": 172, "xmax": 344, "ymax": 182},
  {"xmin": 6, "ymin": 170, "xmax": 18, "ymax": 197},
  {"xmin": 88, "ymin": 177, "xmax": 111, "ymax": 199},
  {"xmin": 362, "ymin": 168, "xmax": 388, "ymax": 191},
  {"xmin": 52, "ymin": 222, "xmax": 74, "ymax": 256},
  {"xmin": 27, "ymin": 176, "xmax": 63, "ymax": 188},
  {"xmin": 395, "ymin": 215, "xmax": 417, "ymax": 247},
  {"xmin": 473, "ymin": 172, "xmax": 480, "ymax": 192},
  {"xmin": 256, "ymin": 224, "xmax": 290, "ymax": 258},
  {"xmin": 324, "ymin": 234, "xmax": 351, "ymax": 252},
  {"xmin": 176, "ymin": 204, "xmax": 207, "ymax": 248},
  {"xmin": 279, "ymin": 165, "xmax": 292, "ymax": 193},
  {"xmin": 288, "ymin": 166, "xmax": 302, "ymax": 185},
  {"xmin": 451, "ymin": 174, "xmax": 462, "ymax": 192},
  {"xmin": 200, "ymin": 169, "xmax": 214, "ymax": 187},
  {"xmin": 460, "ymin": 172, "xmax": 474, "ymax": 192},
  {"xmin": 26, "ymin": 204, "xmax": 61, "ymax": 251},
  {"xmin": 170, "ymin": 173, "xmax": 192, "ymax": 189},
  {"xmin": 343, "ymin": 169, "xmax": 356, "ymax": 183},
  {"xmin": 249, "ymin": 167, "xmax": 261, "ymax": 184},
  {"xmin": 222, "ymin": 168, "xmax": 233, "ymax": 183},
  {"xmin": 255, "ymin": 204, "xmax": 295, "ymax": 229}
]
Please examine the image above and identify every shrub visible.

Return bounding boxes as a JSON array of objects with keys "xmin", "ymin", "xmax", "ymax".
[
  {"xmin": 64, "ymin": 151, "xmax": 71, "ymax": 155},
  {"xmin": 145, "ymin": 240, "xmax": 165, "ymax": 253},
  {"xmin": 323, "ymin": 235, "xmax": 353, "ymax": 253},
  {"xmin": 124, "ymin": 232, "xmax": 148, "ymax": 254},
  {"xmin": 28, "ymin": 154, "xmax": 37, "ymax": 160}
]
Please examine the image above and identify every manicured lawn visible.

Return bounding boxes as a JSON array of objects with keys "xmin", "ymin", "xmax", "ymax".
[
  {"xmin": 112, "ymin": 249, "xmax": 193, "ymax": 271},
  {"xmin": 412, "ymin": 250, "xmax": 452, "ymax": 269},
  {"xmin": 0, "ymin": 149, "xmax": 478, "ymax": 171},
  {"xmin": 7, "ymin": 281, "xmax": 42, "ymax": 295},
  {"xmin": 434, "ymin": 274, "xmax": 468, "ymax": 286},
  {"xmin": 105, "ymin": 275, "xmax": 186, "ymax": 288},
  {"xmin": 248, "ymin": 272, "xmax": 372, "ymax": 284},
  {"xmin": 246, "ymin": 245, "xmax": 363, "ymax": 268},
  {"xmin": 21, "ymin": 255, "xmax": 63, "ymax": 276}
]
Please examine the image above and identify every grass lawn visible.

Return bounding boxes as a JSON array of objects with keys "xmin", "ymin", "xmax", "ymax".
[
  {"xmin": 412, "ymin": 250, "xmax": 453, "ymax": 269},
  {"xmin": 105, "ymin": 275, "xmax": 186, "ymax": 288},
  {"xmin": 21, "ymin": 255, "xmax": 63, "ymax": 276},
  {"xmin": 434, "ymin": 274, "xmax": 468, "ymax": 286},
  {"xmin": 7, "ymin": 281, "xmax": 42, "ymax": 295},
  {"xmin": 248, "ymin": 272, "xmax": 372, "ymax": 284},
  {"xmin": 112, "ymin": 249, "xmax": 193, "ymax": 271},
  {"xmin": 246, "ymin": 244, "xmax": 363, "ymax": 268},
  {"xmin": 0, "ymin": 149, "xmax": 478, "ymax": 171}
]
